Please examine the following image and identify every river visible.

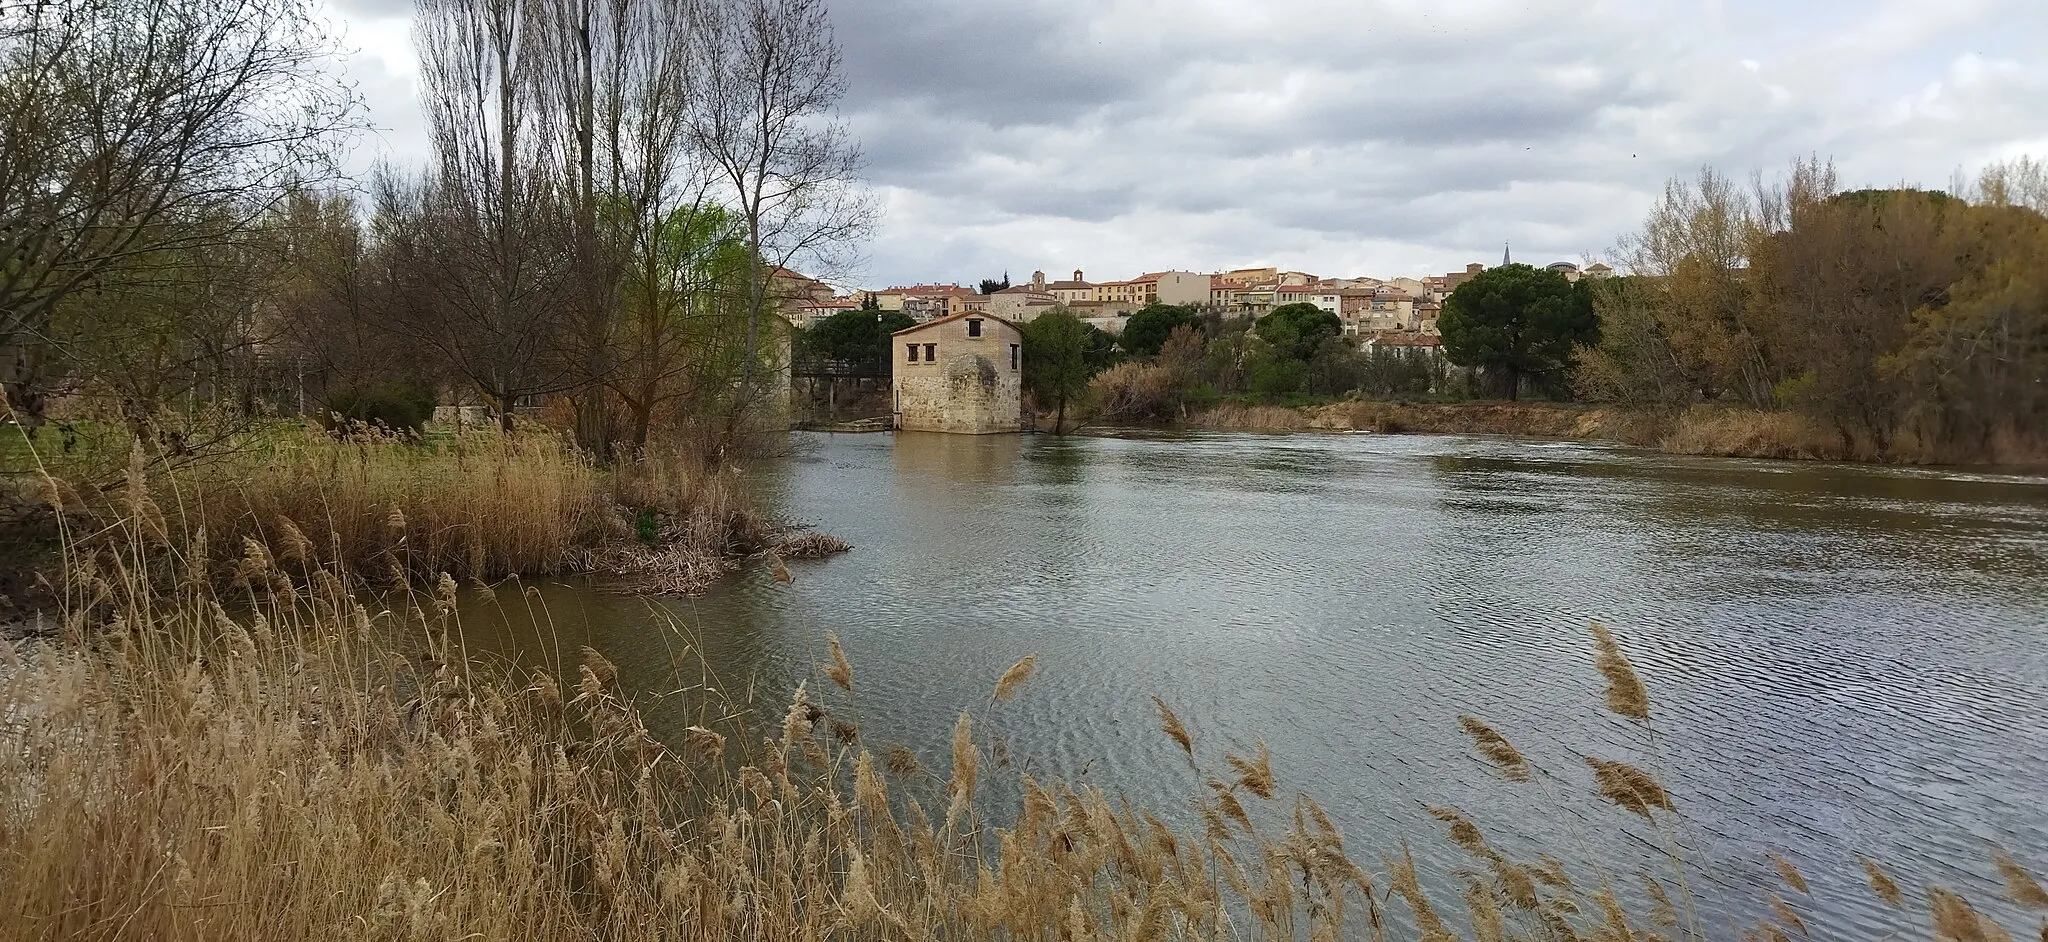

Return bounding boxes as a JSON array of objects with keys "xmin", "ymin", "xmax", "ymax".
[{"xmin": 457, "ymin": 429, "xmax": 2048, "ymax": 934}]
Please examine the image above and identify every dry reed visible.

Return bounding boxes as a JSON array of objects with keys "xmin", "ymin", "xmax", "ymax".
[
  {"xmin": 778, "ymin": 531, "xmax": 853, "ymax": 559},
  {"xmin": 992, "ymin": 654, "xmax": 1037, "ymax": 702},
  {"xmin": 1658, "ymin": 406, "xmax": 1846, "ymax": 461},
  {"xmin": 1769, "ymin": 892, "xmax": 1810, "ymax": 937},
  {"xmin": 1591, "ymin": 619, "xmax": 1651, "ymax": 721},
  {"xmin": 1863, "ymin": 855, "xmax": 1907, "ymax": 906},
  {"xmin": 1997, "ymin": 850, "xmax": 2048, "ymax": 909},
  {"xmin": 1585, "ymin": 756, "xmax": 1675, "ymax": 820},
  {"xmin": 1153, "ymin": 695, "xmax": 1194, "ymax": 756},
  {"xmin": 1771, "ymin": 852, "xmax": 1812, "ymax": 894},
  {"xmin": 1460, "ymin": 714, "xmax": 1533, "ymax": 781},
  {"xmin": 4, "ymin": 500, "xmax": 2042, "ymax": 942},
  {"xmin": 1227, "ymin": 742, "xmax": 1276, "ymax": 800},
  {"xmin": 1931, "ymin": 887, "xmax": 2010, "ymax": 942},
  {"xmin": 823, "ymin": 631, "xmax": 854, "ymax": 692}
]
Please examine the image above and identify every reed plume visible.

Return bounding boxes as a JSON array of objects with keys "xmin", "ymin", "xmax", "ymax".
[
  {"xmin": 1644, "ymin": 874, "xmax": 1679, "ymax": 927},
  {"xmin": 1857, "ymin": 855, "xmax": 1905, "ymax": 906},
  {"xmin": 1428, "ymin": 806, "xmax": 1535, "ymax": 909},
  {"xmin": 1152, "ymin": 696, "xmax": 1194, "ymax": 756},
  {"xmin": 1594, "ymin": 885, "xmax": 1636, "ymax": 942},
  {"xmin": 1930, "ymin": 887, "xmax": 2009, "ymax": 942},
  {"xmin": 1771, "ymin": 853, "xmax": 1811, "ymax": 894},
  {"xmin": 1590, "ymin": 620, "xmax": 1650, "ymax": 721},
  {"xmin": 947, "ymin": 712, "xmax": 977, "ymax": 825},
  {"xmin": 1427, "ymin": 806, "xmax": 1489, "ymax": 857},
  {"xmin": 1226, "ymin": 743, "xmax": 1275, "ymax": 800},
  {"xmin": 1465, "ymin": 880, "xmax": 1506, "ymax": 942},
  {"xmin": 1389, "ymin": 845, "xmax": 1456, "ymax": 942},
  {"xmin": 275, "ymin": 516, "xmax": 315, "ymax": 563},
  {"xmin": 886, "ymin": 743, "xmax": 919, "ymax": 778},
  {"xmin": 1769, "ymin": 892, "xmax": 1809, "ymax": 937},
  {"xmin": 1997, "ymin": 851, "xmax": 2048, "ymax": 909},
  {"xmin": 1459, "ymin": 715, "xmax": 1532, "ymax": 782},
  {"xmin": 782, "ymin": 682, "xmax": 814, "ymax": 746},
  {"xmin": 1209, "ymin": 781, "xmax": 1252, "ymax": 835},
  {"xmin": 684, "ymin": 725, "xmax": 725, "ymax": 763},
  {"xmin": 1584, "ymin": 756, "xmax": 1673, "ymax": 820},
  {"xmin": 823, "ymin": 631, "xmax": 853, "ymax": 692},
  {"xmin": 993, "ymin": 654, "xmax": 1037, "ymax": 702}
]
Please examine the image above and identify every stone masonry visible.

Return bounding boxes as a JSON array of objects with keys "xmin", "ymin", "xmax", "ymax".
[{"xmin": 891, "ymin": 312, "xmax": 1024, "ymax": 434}]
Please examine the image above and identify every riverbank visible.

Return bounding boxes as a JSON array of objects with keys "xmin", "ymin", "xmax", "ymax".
[
  {"xmin": 0, "ymin": 424, "xmax": 841, "ymax": 616},
  {"xmin": 1189, "ymin": 400, "xmax": 1656, "ymax": 442},
  {"xmin": 1186, "ymin": 400, "xmax": 2046, "ymax": 466},
  {"xmin": 6, "ymin": 431, "xmax": 2047, "ymax": 940}
]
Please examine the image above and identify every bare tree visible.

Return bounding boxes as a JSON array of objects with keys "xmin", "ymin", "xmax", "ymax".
[
  {"xmin": 406, "ymin": 0, "xmax": 582, "ymax": 432},
  {"xmin": 0, "ymin": 0, "xmax": 357, "ymax": 429},
  {"xmin": 528, "ymin": 0, "xmax": 714, "ymax": 457},
  {"xmin": 688, "ymin": 0, "xmax": 874, "ymax": 448}
]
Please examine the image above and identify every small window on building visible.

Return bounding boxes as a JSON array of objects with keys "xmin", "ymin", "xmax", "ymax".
[
  {"xmin": 1009, "ymin": 343, "xmax": 1019, "ymax": 370},
  {"xmin": 923, "ymin": 343, "xmax": 936, "ymax": 361},
  {"xmin": 967, "ymin": 318, "xmax": 983, "ymax": 338},
  {"xmin": 906, "ymin": 343, "xmax": 918, "ymax": 362}
]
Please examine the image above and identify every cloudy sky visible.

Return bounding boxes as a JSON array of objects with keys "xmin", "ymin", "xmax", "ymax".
[{"xmin": 323, "ymin": 0, "xmax": 2048, "ymax": 290}]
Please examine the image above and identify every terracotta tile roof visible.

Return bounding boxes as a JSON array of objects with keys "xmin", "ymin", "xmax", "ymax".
[
  {"xmin": 877, "ymin": 284, "xmax": 973, "ymax": 296},
  {"xmin": 890, "ymin": 310, "xmax": 1022, "ymax": 336}
]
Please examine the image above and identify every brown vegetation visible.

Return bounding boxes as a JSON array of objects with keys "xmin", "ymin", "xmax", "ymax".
[
  {"xmin": 1580, "ymin": 157, "xmax": 2048, "ymax": 466},
  {"xmin": 1190, "ymin": 399, "xmax": 1662, "ymax": 444},
  {"xmin": 5, "ymin": 514, "xmax": 2041, "ymax": 940},
  {"xmin": 1655, "ymin": 407, "xmax": 1847, "ymax": 461},
  {"xmin": 8, "ymin": 424, "xmax": 789, "ymax": 608}
]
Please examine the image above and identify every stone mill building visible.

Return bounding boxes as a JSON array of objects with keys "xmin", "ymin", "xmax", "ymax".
[{"xmin": 891, "ymin": 312, "xmax": 1025, "ymax": 433}]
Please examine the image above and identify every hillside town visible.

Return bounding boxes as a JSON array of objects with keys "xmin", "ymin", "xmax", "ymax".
[{"xmin": 781, "ymin": 256, "xmax": 1615, "ymax": 358}]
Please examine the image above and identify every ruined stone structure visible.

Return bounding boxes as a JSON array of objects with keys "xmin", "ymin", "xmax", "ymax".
[{"xmin": 890, "ymin": 312, "xmax": 1024, "ymax": 434}]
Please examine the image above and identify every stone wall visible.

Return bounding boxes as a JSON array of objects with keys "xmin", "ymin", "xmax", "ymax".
[{"xmin": 892, "ymin": 316, "xmax": 1024, "ymax": 434}]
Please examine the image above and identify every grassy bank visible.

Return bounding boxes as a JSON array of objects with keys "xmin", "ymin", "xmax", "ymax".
[
  {"xmin": 1188, "ymin": 400, "xmax": 1661, "ymax": 444},
  {"xmin": 1186, "ymin": 400, "xmax": 2044, "ymax": 466},
  {"xmin": 3, "ymin": 423, "xmax": 814, "ymax": 618},
  {"xmin": 4, "ymin": 511, "xmax": 2045, "ymax": 940}
]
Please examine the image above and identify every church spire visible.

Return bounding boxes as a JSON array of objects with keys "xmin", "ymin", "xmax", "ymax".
[{"xmin": 1503, "ymin": 242, "xmax": 1511, "ymax": 267}]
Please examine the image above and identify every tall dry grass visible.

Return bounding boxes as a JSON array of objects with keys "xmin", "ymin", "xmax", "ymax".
[
  {"xmin": 1656, "ymin": 407, "xmax": 1849, "ymax": 461},
  {"xmin": 24, "ymin": 425, "xmax": 786, "ymax": 597},
  {"xmin": 6, "ymin": 507, "xmax": 2046, "ymax": 941}
]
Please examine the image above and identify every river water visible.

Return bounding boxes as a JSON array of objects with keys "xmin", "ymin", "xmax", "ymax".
[{"xmin": 458, "ymin": 429, "xmax": 2048, "ymax": 934}]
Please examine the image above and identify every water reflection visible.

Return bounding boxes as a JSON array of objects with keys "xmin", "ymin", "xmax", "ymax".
[
  {"xmin": 459, "ymin": 430, "xmax": 2048, "ymax": 934},
  {"xmin": 891, "ymin": 430, "xmax": 1024, "ymax": 485}
]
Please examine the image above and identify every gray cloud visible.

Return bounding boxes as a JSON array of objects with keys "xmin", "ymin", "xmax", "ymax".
[{"xmin": 327, "ymin": 0, "xmax": 2048, "ymax": 285}]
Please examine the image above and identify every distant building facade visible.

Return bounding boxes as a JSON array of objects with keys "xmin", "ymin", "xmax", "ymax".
[
  {"xmin": 988, "ymin": 283, "xmax": 1059, "ymax": 322},
  {"xmin": 891, "ymin": 312, "xmax": 1025, "ymax": 434}
]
